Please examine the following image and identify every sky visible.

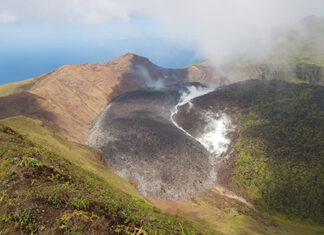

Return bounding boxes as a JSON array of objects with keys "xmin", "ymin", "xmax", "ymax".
[
  {"xmin": 0, "ymin": 0, "xmax": 324, "ymax": 85},
  {"xmin": 0, "ymin": 18, "xmax": 202, "ymax": 84}
]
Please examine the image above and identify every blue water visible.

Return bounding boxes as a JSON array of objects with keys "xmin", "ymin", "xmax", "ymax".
[{"xmin": 0, "ymin": 40, "xmax": 202, "ymax": 85}]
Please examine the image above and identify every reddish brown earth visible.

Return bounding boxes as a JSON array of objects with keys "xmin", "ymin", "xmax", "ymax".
[
  {"xmin": 0, "ymin": 53, "xmax": 220, "ymax": 143},
  {"xmin": 147, "ymin": 183, "xmax": 259, "ymax": 232}
]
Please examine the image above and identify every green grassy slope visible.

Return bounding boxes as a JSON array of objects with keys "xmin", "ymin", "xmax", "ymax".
[
  {"xmin": 0, "ymin": 116, "xmax": 215, "ymax": 234},
  {"xmin": 0, "ymin": 78, "xmax": 38, "ymax": 98},
  {"xmin": 207, "ymin": 80, "xmax": 324, "ymax": 224}
]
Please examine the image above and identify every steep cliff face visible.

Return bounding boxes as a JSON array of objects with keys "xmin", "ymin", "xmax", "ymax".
[{"xmin": 0, "ymin": 53, "xmax": 217, "ymax": 143}]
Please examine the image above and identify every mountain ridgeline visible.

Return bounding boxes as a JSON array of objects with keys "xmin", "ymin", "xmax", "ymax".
[{"xmin": 0, "ymin": 53, "xmax": 223, "ymax": 144}]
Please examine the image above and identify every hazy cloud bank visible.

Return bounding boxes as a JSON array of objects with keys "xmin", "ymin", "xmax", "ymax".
[{"xmin": 1, "ymin": 0, "xmax": 323, "ymax": 64}]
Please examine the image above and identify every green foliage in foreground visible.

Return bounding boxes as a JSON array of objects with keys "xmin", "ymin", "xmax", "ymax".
[
  {"xmin": 215, "ymin": 80, "xmax": 324, "ymax": 223},
  {"xmin": 0, "ymin": 117, "xmax": 213, "ymax": 234}
]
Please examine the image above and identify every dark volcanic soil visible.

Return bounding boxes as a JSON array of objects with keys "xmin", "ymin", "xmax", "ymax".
[
  {"xmin": 173, "ymin": 88, "xmax": 241, "ymax": 195},
  {"xmin": 87, "ymin": 85, "xmax": 217, "ymax": 200}
]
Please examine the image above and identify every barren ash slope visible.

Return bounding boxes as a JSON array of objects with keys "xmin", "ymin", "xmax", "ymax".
[{"xmin": 87, "ymin": 85, "xmax": 218, "ymax": 200}]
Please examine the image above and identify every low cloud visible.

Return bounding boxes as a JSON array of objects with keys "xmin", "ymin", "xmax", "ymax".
[
  {"xmin": 0, "ymin": 12, "xmax": 17, "ymax": 24},
  {"xmin": 0, "ymin": 0, "xmax": 323, "ymax": 64}
]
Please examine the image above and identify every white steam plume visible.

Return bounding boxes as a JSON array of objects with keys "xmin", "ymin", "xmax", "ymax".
[
  {"xmin": 177, "ymin": 85, "xmax": 214, "ymax": 107},
  {"xmin": 171, "ymin": 86, "xmax": 234, "ymax": 158},
  {"xmin": 135, "ymin": 65, "xmax": 166, "ymax": 89},
  {"xmin": 197, "ymin": 112, "xmax": 234, "ymax": 158},
  {"xmin": 171, "ymin": 85, "xmax": 213, "ymax": 137},
  {"xmin": 171, "ymin": 85, "xmax": 235, "ymax": 180}
]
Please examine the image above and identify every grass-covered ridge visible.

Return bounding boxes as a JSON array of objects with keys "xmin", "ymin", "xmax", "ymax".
[
  {"xmin": 208, "ymin": 80, "xmax": 323, "ymax": 223},
  {"xmin": 0, "ymin": 116, "xmax": 214, "ymax": 234}
]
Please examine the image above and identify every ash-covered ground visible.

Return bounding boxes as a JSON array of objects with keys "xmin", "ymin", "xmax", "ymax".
[{"xmin": 87, "ymin": 83, "xmax": 235, "ymax": 200}]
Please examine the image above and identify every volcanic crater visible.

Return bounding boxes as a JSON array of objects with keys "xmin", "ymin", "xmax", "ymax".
[{"xmin": 87, "ymin": 83, "xmax": 236, "ymax": 200}]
